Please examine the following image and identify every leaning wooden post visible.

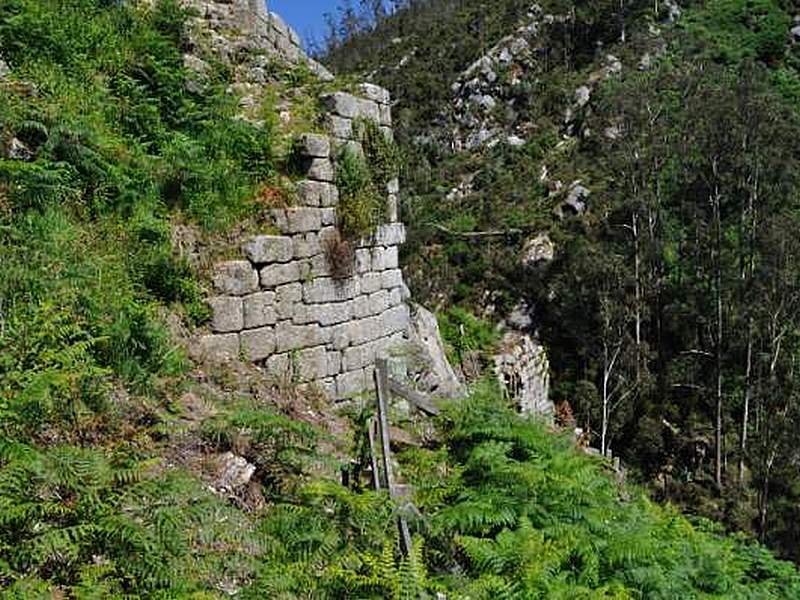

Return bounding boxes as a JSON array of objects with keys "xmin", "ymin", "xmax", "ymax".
[
  {"xmin": 367, "ymin": 417, "xmax": 381, "ymax": 491},
  {"xmin": 374, "ymin": 358, "xmax": 412, "ymax": 556},
  {"xmin": 374, "ymin": 359, "xmax": 394, "ymax": 491}
]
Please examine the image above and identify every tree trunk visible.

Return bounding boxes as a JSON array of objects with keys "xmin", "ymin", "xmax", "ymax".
[
  {"xmin": 633, "ymin": 212, "xmax": 642, "ymax": 383},
  {"xmin": 713, "ymin": 182, "xmax": 724, "ymax": 490},
  {"xmin": 738, "ymin": 326, "xmax": 752, "ymax": 485}
]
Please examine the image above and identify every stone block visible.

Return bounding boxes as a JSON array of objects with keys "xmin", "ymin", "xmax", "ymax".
[
  {"xmin": 328, "ymin": 115, "xmax": 353, "ymax": 139},
  {"xmin": 275, "ymin": 283, "xmax": 302, "ymax": 320},
  {"xmin": 343, "ymin": 341, "xmax": 376, "ymax": 371},
  {"xmin": 321, "ymin": 208, "xmax": 336, "ymax": 226},
  {"xmin": 383, "ymin": 304, "xmax": 410, "ymax": 335},
  {"xmin": 388, "ymin": 287, "xmax": 403, "ymax": 307},
  {"xmin": 275, "ymin": 321, "xmax": 330, "ymax": 352},
  {"xmin": 374, "ymin": 223, "xmax": 406, "ymax": 246},
  {"xmin": 306, "ymin": 254, "xmax": 332, "ymax": 278},
  {"xmin": 293, "ymin": 232, "xmax": 322, "ymax": 259},
  {"xmin": 296, "ymin": 346, "xmax": 329, "ymax": 382},
  {"xmin": 368, "ymin": 290, "xmax": 390, "ymax": 314},
  {"xmin": 296, "ymin": 180, "xmax": 338, "ymax": 207},
  {"xmin": 350, "ymin": 315, "xmax": 383, "ymax": 346},
  {"xmin": 386, "ymin": 194, "xmax": 399, "ymax": 222},
  {"xmin": 328, "ymin": 351, "xmax": 342, "ymax": 376},
  {"xmin": 352, "ymin": 295, "xmax": 372, "ymax": 319},
  {"xmin": 329, "ymin": 323, "xmax": 351, "ymax": 350},
  {"xmin": 382, "ymin": 269, "xmax": 404, "ymax": 290},
  {"xmin": 303, "ymin": 277, "xmax": 357, "ymax": 304},
  {"xmin": 212, "ymin": 261, "xmax": 259, "ymax": 296},
  {"xmin": 208, "ymin": 296, "xmax": 244, "ymax": 333},
  {"xmin": 297, "ymin": 133, "xmax": 330, "ymax": 158},
  {"xmin": 240, "ymin": 327, "xmax": 276, "ymax": 361},
  {"xmin": 379, "ymin": 104, "xmax": 392, "ymax": 127},
  {"xmin": 355, "ymin": 98, "xmax": 380, "ymax": 122},
  {"xmin": 260, "ymin": 262, "xmax": 302, "ymax": 288},
  {"xmin": 288, "ymin": 208, "xmax": 324, "ymax": 233},
  {"xmin": 270, "ymin": 208, "xmax": 323, "ymax": 235},
  {"xmin": 354, "ymin": 248, "xmax": 372, "ymax": 274},
  {"xmin": 306, "ymin": 158, "xmax": 334, "ymax": 182},
  {"xmin": 322, "ymin": 92, "xmax": 359, "ymax": 118},
  {"xmin": 243, "ymin": 291, "xmax": 277, "ymax": 329},
  {"xmin": 336, "ymin": 369, "xmax": 367, "ymax": 398},
  {"xmin": 359, "ymin": 272, "xmax": 383, "ymax": 294},
  {"xmin": 359, "ymin": 83, "xmax": 391, "ymax": 105},
  {"xmin": 294, "ymin": 301, "xmax": 353, "ymax": 326},
  {"xmin": 371, "ymin": 246, "xmax": 399, "ymax": 271},
  {"xmin": 199, "ymin": 333, "xmax": 240, "ymax": 361},
  {"xmin": 265, "ymin": 352, "xmax": 291, "ymax": 378},
  {"xmin": 242, "ymin": 235, "xmax": 293, "ymax": 264}
]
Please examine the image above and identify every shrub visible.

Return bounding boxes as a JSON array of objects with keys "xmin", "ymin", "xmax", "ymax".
[
  {"xmin": 324, "ymin": 228, "xmax": 356, "ymax": 279},
  {"xmin": 335, "ymin": 146, "xmax": 384, "ymax": 240}
]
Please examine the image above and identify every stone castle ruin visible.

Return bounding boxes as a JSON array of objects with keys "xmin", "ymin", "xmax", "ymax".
[
  {"xmin": 189, "ymin": 0, "xmax": 462, "ymax": 400},
  {"xmin": 187, "ymin": 0, "xmax": 550, "ymax": 411},
  {"xmin": 200, "ymin": 86, "xmax": 415, "ymax": 399}
]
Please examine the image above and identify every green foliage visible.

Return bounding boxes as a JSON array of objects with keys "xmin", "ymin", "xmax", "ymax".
[
  {"xmin": 357, "ymin": 117, "xmax": 401, "ymax": 189},
  {"xmin": 334, "ymin": 119, "xmax": 401, "ymax": 241},
  {"xmin": 683, "ymin": 0, "xmax": 791, "ymax": 64},
  {"xmin": 201, "ymin": 402, "xmax": 323, "ymax": 495},
  {"xmin": 0, "ymin": 444, "xmax": 258, "ymax": 596},
  {"xmin": 407, "ymin": 386, "xmax": 800, "ymax": 598},
  {"xmin": 335, "ymin": 146, "xmax": 384, "ymax": 239},
  {"xmin": 437, "ymin": 306, "xmax": 499, "ymax": 368}
]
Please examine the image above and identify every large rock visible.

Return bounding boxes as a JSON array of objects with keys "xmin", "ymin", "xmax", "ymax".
[
  {"xmin": 407, "ymin": 304, "xmax": 465, "ymax": 399},
  {"xmin": 792, "ymin": 24, "xmax": 800, "ymax": 42},
  {"xmin": 208, "ymin": 296, "xmax": 244, "ymax": 333},
  {"xmin": 213, "ymin": 452, "xmax": 256, "ymax": 492},
  {"xmin": 575, "ymin": 85, "xmax": 591, "ymax": 108},
  {"xmin": 521, "ymin": 233, "xmax": 555, "ymax": 268}
]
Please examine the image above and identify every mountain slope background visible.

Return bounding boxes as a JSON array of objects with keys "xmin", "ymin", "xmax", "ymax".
[
  {"xmin": 323, "ymin": 0, "xmax": 800, "ymax": 564},
  {"xmin": 0, "ymin": 0, "xmax": 799, "ymax": 597}
]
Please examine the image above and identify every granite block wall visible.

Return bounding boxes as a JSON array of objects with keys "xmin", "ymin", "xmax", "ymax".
[{"xmin": 199, "ymin": 85, "xmax": 413, "ymax": 399}]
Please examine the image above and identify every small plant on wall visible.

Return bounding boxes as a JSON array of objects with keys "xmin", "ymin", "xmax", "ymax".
[
  {"xmin": 337, "ymin": 118, "xmax": 401, "ymax": 241},
  {"xmin": 326, "ymin": 118, "xmax": 401, "ymax": 277}
]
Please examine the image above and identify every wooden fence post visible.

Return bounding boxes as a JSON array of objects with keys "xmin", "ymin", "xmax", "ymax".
[{"xmin": 374, "ymin": 358, "xmax": 413, "ymax": 556}]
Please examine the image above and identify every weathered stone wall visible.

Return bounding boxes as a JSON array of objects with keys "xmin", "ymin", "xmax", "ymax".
[
  {"xmin": 200, "ymin": 86, "xmax": 414, "ymax": 400},
  {"xmin": 495, "ymin": 332, "xmax": 553, "ymax": 419},
  {"xmin": 184, "ymin": 0, "xmax": 333, "ymax": 81}
]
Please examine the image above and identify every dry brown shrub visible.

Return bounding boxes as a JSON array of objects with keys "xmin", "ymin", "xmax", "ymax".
[{"xmin": 324, "ymin": 229, "xmax": 355, "ymax": 280}]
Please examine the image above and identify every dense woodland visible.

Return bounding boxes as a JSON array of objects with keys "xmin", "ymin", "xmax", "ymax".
[
  {"xmin": 0, "ymin": 0, "xmax": 799, "ymax": 597},
  {"xmin": 324, "ymin": 0, "xmax": 800, "ymax": 565}
]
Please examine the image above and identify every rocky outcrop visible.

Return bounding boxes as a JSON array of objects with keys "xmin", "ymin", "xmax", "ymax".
[
  {"xmin": 495, "ymin": 331, "xmax": 553, "ymax": 419},
  {"xmin": 449, "ymin": 4, "xmax": 551, "ymax": 150},
  {"xmin": 406, "ymin": 305, "xmax": 466, "ymax": 399}
]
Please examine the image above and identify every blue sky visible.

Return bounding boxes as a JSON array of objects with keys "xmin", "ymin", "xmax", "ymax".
[{"xmin": 270, "ymin": 0, "xmax": 339, "ymax": 49}]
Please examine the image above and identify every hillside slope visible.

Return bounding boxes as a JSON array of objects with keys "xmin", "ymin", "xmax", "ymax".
[
  {"xmin": 324, "ymin": 0, "xmax": 800, "ymax": 563},
  {"xmin": 0, "ymin": 0, "xmax": 799, "ymax": 597}
]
